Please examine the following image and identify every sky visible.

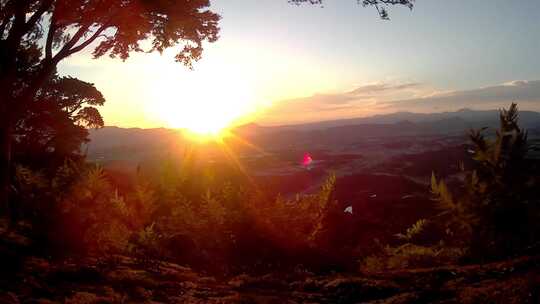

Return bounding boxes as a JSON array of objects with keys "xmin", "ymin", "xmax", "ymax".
[{"xmin": 58, "ymin": 0, "xmax": 540, "ymax": 129}]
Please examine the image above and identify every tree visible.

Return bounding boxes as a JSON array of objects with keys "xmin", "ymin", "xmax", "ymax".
[
  {"xmin": 0, "ymin": 0, "xmax": 221, "ymax": 212},
  {"xmin": 431, "ymin": 103, "xmax": 540, "ymax": 258},
  {"xmin": 289, "ymin": 0, "xmax": 414, "ymax": 20},
  {"xmin": 14, "ymin": 75, "xmax": 105, "ymax": 169}
]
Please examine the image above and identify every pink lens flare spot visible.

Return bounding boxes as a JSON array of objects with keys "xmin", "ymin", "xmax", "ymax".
[{"xmin": 302, "ymin": 153, "xmax": 313, "ymax": 166}]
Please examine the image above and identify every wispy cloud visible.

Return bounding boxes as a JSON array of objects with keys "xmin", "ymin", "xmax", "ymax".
[
  {"xmin": 259, "ymin": 80, "xmax": 540, "ymax": 125},
  {"xmin": 377, "ymin": 80, "xmax": 540, "ymax": 112},
  {"xmin": 259, "ymin": 81, "xmax": 424, "ymax": 124},
  {"xmin": 347, "ymin": 82, "xmax": 421, "ymax": 95}
]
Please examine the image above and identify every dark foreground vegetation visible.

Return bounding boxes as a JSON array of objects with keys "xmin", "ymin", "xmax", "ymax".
[
  {"xmin": 2, "ymin": 229, "xmax": 540, "ymax": 303},
  {"xmin": 1, "ymin": 104, "xmax": 540, "ymax": 303}
]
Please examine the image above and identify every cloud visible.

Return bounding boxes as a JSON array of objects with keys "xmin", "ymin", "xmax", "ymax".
[
  {"xmin": 258, "ymin": 80, "xmax": 540, "ymax": 125},
  {"xmin": 263, "ymin": 94, "xmax": 357, "ymax": 116},
  {"xmin": 308, "ymin": 93, "xmax": 361, "ymax": 105},
  {"xmin": 347, "ymin": 82, "xmax": 421, "ymax": 95},
  {"xmin": 378, "ymin": 80, "xmax": 540, "ymax": 112},
  {"xmin": 259, "ymin": 81, "xmax": 424, "ymax": 124}
]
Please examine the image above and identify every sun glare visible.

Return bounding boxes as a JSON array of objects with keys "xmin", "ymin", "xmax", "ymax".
[{"xmin": 149, "ymin": 62, "xmax": 257, "ymax": 139}]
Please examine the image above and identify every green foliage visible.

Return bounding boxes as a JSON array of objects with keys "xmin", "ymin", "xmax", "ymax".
[
  {"xmin": 124, "ymin": 174, "xmax": 157, "ymax": 229},
  {"xmin": 431, "ymin": 103, "xmax": 540, "ymax": 258},
  {"xmin": 117, "ymin": 157, "xmax": 252, "ymax": 271},
  {"xmin": 129, "ymin": 223, "xmax": 164, "ymax": 270},
  {"xmin": 361, "ymin": 218, "xmax": 466, "ymax": 272},
  {"xmin": 52, "ymin": 159, "xmax": 83, "ymax": 194},
  {"xmin": 201, "ymin": 190, "xmax": 227, "ymax": 226},
  {"xmin": 360, "ymin": 242, "xmax": 465, "ymax": 272},
  {"xmin": 260, "ymin": 173, "xmax": 339, "ymax": 246},
  {"xmin": 13, "ymin": 159, "xmax": 81, "ymax": 224},
  {"xmin": 13, "ymin": 162, "xmax": 147, "ymax": 255},
  {"xmin": 395, "ymin": 219, "xmax": 428, "ymax": 242},
  {"xmin": 14, "ymin": 165, "xmax": 48, "ymax": 199},
  {"xmin": 13, "ymin": 75, "xmax": 105, "ymax": 170},
  {"xmin": 125, "ymin": 159, "xmax": 347, "ymax": 272},
  {"xmin": 61, "ymin": 166, "xmax": 130, "ymax": 254},
  {"xmin": 431, "ymin": 173, "xmax": 476, "ymax": 239}
]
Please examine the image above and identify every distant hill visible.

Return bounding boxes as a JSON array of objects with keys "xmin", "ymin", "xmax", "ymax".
[
  {"xmin": 232, "ymin": 108, "xmax": 540, "ymax": 147},
  {"xmin": 256, "ymin": 108, "xmax": 540, "ymax": 131},
  {"xmin": 86, "ymin": 127, "xmax": 183, "ymax": 150},
  {"xmin": 84, "ymin": 127, "xmax": 188, "ymax": 163},
  {"xmin": 86, "ymin": 109, "xmax": 540, "ymax": 161}
]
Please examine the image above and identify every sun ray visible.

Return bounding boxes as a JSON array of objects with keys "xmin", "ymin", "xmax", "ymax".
[
  {"xmin": 215, "ymin": 137, "xmax": 262, "ymax": 194},
  {"xmin": 222, "ymin": 132, "xmax": 292, "ymax": 171},
  {"xmin": 224, "ymin": 132, "xmax": 269, "ymax": 156}
]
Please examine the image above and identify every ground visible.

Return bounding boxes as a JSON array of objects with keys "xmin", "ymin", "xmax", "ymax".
[{"xmin": 1, "ymin": 225, "xmax": 539, "ymax": 304}]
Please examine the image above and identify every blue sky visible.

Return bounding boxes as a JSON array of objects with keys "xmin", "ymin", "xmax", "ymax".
[
  {"xmin": 216, "ymin": 0, "xmax": 540, "ymax": 90},
  {"xmin": 59, "ymin": 0, "xmax": 540, "ymax": 127}
]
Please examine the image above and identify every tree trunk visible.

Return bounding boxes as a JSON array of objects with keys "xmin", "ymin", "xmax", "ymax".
[
  {"xmin": 0, "ymin": 45, "xmax": 18, "ymax": 217},
  {"xmin": 0, "ymin": 115, "xmax": 12, "ymax": 216},
  {"xmin": 0, "ymin": 39, "xmax": 59, "ymax": 217}
]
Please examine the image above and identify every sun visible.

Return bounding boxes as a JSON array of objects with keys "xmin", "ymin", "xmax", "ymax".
[
  {"xmin": 169, "ymin": 97, "xmax": 237, "ymax": 137},
  {"xmin": 150, "ymin": 64, "xmax": 257, "ymax": 139},
  {"xmin": 184, "ymin": 121, "xmax": 225, "ymax": 136}
]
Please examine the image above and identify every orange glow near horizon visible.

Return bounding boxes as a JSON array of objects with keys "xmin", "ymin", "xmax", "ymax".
[
  {"xmin": 182, "ymin": 128, "xmax": 233, "ymax": 143},
  {"xmin": 61, "ymin": 42, "xmax": 343, "ymax": 130}
]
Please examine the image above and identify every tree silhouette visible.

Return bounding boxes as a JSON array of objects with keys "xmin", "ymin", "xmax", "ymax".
[
  {"xmin": 289, "ymin": 0, "xmax": 414, "ymax": 19},
  {"xmin": 14, "ymin": 75, "xmax": 105, "ymax": 168},
  {"xmin": 0, "ymin": 0, "xmax": 221, "ymax": 212}
]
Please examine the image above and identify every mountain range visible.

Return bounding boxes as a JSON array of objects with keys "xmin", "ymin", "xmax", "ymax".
[{"xmin": 87, "ymin": 108, "xmax": 540, "ymax": 158}]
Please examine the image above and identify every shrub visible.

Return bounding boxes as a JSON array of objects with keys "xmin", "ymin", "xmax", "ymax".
[
  {"xmin": 360, "ymin": 220, "xmax": 466, "ymax": 272},
  {"xmin": 128, "ymin": 223, "xmax": 164, "ymax": 270},
  {"xmin": 431, "ymin": 104, "xmax": 540, "ymax": 259}
]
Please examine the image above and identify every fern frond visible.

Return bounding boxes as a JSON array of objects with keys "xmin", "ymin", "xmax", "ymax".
[{"xmin": 395, "ymin": 219, "xmax": 428, "ymax": 241}]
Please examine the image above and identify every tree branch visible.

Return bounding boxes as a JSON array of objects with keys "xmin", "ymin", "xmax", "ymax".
[
  {"xmin": 7, "ymin": 1, "xmax": 27, "ymax": 42},
  {"xmin": 0, "ymin": 0, "xmax": 15, "ymax": 36},
  {"xmin": 4, "ymin": 0, "xmax": 53, "ymax": 50},
  {"xmin": 45, "ymin": 8, "xmax": 56, "ymax": 60},
  {"xmin": 22, "ymin": 0, "xmax": 53, "ymax": 35},
  {"xmin": 0, "ymin": 16, "xmax": 10, "ymax": 37},
  {"xmin": 364, "ymin": 0, "xmax": 413, "ymax": 6},
  {"xmin": 53, "ymin": 23, "xmax": 90, "ymax": 60},
  {"xmin": 67, "ymin": 23, "xmax": 110, "ymax": 56}
]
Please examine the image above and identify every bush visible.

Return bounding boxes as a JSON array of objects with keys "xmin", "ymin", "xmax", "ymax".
[
  {"xmin": 361, "ymin": 243, "xmax": 465, "ymax": 272},
  {"xmin": 360, "ymin": 219, "xmax": 466, "ymax": 272},
  {"xmin": 13, "ymin": 162, "xmax": 134, "ymax": 256},
  {"xmin": 431, "ymin": 104, "xmax": 540, "ymax": 259}
]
